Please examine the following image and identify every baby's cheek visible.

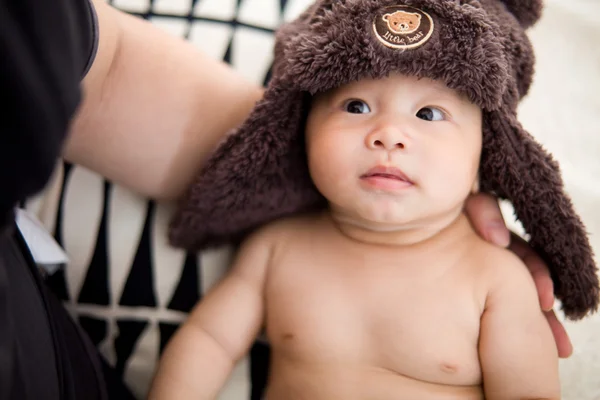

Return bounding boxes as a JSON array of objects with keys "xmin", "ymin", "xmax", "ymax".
[
  {"xmin": 306, "ymin": 142, "xmax": 344, "ymax": 196},
  {"xmin": 425, "ymin": 152, "xmax": 473, "ymax": 197}
]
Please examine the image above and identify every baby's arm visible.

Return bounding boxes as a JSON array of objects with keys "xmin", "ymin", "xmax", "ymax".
[
  {"xmin": 148, "ymin": 230, "xmax": 272, "ymax": 399},
  {"xmin": 478, "ymin": 251, "xmax": 561, "ymax": 400}
]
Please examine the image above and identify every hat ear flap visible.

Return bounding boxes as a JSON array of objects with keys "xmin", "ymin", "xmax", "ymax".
[
  {"xmin": 497, "ymin": 0, "xmax": 543, "ymax": 28},
  {"xmin": 169, "ymin": 85, "xmax": 322, "ymax": 250},
  {"xmin": 480, "ymin": 108, "xmax": 599, "ymax": 320}
]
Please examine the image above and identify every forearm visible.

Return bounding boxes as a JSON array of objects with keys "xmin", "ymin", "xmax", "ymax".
[
  {"xmin": 64, "ymin": 0, "xmax": 263, "ymax": 200},
  {"xmin": 149, "ymin": 324, "xmax": 236, "ymax": 400}
]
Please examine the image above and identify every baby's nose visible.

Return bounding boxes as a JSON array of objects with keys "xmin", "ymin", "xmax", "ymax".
[{"xmin": 366, "ymin": 127, "xmax": 407, "ymax": 150}]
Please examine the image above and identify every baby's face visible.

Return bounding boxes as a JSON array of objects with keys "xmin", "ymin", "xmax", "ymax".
[{"xmin": 305, "ymin": 73, "xmax": 482, "ymax": 231}]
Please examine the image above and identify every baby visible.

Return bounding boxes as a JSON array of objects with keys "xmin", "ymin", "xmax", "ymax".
[
  {"xmin": 152, "ymin": 1, "xmax": 599, "ymax": 399},
  {"xmin": 151, "ymin": 73, "xmax": 560, "ymax": 399}
]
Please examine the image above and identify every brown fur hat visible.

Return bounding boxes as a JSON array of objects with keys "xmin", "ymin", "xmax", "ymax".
[{"xmin": 170, "ymin": 0, "xmax": 599, "ymax": 320}]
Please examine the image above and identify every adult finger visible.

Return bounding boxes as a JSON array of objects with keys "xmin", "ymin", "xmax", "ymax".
[
  {"xmin": 464, "ymin": 193, "xmax": 510, "ymax": 248},
  {"xmin": 510, "ymin": 234, "xmax": 554, "ymax": 312},
  {"xmin": 544, "ymin": 309, "xmax": 573, "ymax": 359}
]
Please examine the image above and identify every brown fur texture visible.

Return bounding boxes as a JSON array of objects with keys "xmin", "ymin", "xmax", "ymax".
[{"xmin": 169, "ymin": 0, "xmax": 599, "ymax": 320}]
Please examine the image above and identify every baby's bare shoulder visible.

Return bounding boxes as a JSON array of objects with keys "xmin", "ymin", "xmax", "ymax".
[
  {"xmin": 240, "ymin": 213, "xmax": 327, "ymax": 260},
  {"xmin": 468, "ymin": 239, "xmax": 534, "ymax": 291}
]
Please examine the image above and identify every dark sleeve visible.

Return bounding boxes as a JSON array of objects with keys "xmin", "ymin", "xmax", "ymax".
[{"xmin": 0, "ymin": 0, "xmax": 98, "ymax": 225}]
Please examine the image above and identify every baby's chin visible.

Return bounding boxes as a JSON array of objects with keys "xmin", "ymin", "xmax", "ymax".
[
  {"xmin": 335, "ymin": 202, "xmax": 459, "ymax": 230},
  {"xmin": 332, "ymin": 208, "xmax": 415, "ymax": 232}
]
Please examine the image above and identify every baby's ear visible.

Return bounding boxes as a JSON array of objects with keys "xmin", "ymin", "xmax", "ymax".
[{"xmin": 497, "ymin": 0, "xmax": 543, "ymax": 29}]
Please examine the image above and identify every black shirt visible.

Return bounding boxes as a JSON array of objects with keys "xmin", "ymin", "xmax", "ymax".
[
  {"xmin": 0, "ymin": 1, "xmax": 123, "ymax": 399},
  {"xmin": 0, "ymin": 0, "xmax": 97, "ymax": 228}
]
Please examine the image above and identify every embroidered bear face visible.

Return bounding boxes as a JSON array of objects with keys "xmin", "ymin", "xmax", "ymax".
[{"xmin": 382, "ymin": 10, "xmax": 422, "ymax": 34}]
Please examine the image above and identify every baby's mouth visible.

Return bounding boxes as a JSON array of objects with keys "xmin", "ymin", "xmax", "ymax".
[{"xmin": 361, "ymin": 166, "xmax": 413, "ymax": 184}]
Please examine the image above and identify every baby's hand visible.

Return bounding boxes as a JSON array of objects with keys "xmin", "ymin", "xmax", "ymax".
[{"xmin": 464, "ymin": 193, "xmax": 573, "ymax": 358}]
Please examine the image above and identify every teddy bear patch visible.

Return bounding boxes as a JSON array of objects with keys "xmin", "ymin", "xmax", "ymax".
[{"xmin": 373, "ymin": 5, "xmax": 434, "ymax": 50}]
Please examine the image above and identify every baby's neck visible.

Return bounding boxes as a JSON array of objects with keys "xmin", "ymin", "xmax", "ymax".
[{"xmin": 328, "ymin": 208, "xmax": 473, "ymax": 249}]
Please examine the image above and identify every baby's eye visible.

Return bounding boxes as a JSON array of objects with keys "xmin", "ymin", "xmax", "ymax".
[
  {"xmin": 344, "ymin": 99, "xmax": 371, "ymax": 114},
  {"xmin": 416, "ymin": 107, "xmax": 445, "ymax": 122}
]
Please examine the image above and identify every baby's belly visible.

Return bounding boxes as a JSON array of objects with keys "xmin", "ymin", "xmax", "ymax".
[{"xmin": 265, "ymin": 357, "xmax": 484, "ymax": 400}]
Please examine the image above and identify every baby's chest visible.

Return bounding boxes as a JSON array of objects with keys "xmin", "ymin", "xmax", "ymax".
[{"xmin": 265, "ymin": 258, "xmax": 484, "ymax": 386}]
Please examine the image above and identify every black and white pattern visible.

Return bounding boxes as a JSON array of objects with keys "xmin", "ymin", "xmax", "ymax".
[{"xmin": 25, "ymin": 0, "xmax": 313, "ymax": 398}]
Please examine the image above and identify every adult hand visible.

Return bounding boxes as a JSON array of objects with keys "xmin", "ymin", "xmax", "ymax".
[{"xmin": 464, "ymin": 193, "xmax": 573, "ymax": 358}]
